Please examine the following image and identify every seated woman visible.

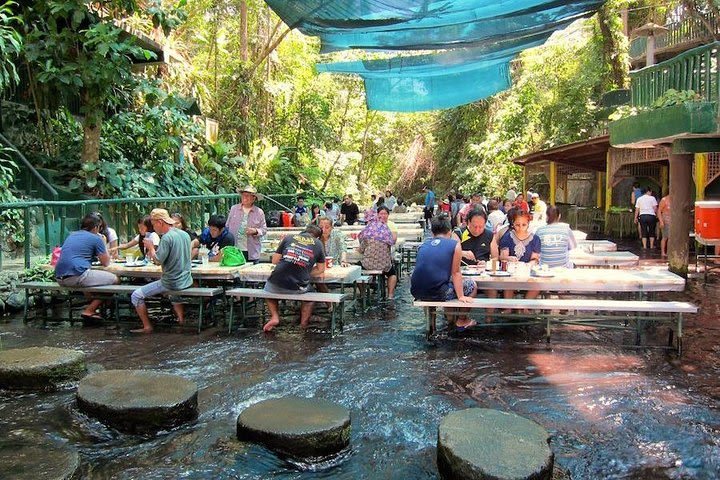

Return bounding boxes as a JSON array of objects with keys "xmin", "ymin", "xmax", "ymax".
[
  {"xmin": 498, "ymin": 210, "xmax": 541, "ymax": 301},
  {"xmin": 358, "ymin": 206, "xmax": 398, "ymax": 299},
  {"xmin": 513, "ymin": 193, "xmax": 529, "ymax": 213},
  {"xmin": 111, "ymin": 216, "xmax": 160, "ymax": 260},
  {"xmin": 93, "ymin": 212, "xmax": 118, "ymax": 258},
  {"xmin": 535, "ymin": 205, "xmax": 576, "ymax": 268},
  {"xmin": 393, "ymin": 198, "xmax": 408, "ymax": 213},
  {"xmin": 315, "ymin": 217, "xmax": 348, "ymax": 295},
  {"xmin": 411, "ymin": 215, "xmax": 476, "ymax": 330},
  {"xmin": 309, "ymin": 203, "xmax": 323, "ymax": 225},
  {"xmin": 172, "ymin": 212, "xmax": 199, "ymax": 258}
]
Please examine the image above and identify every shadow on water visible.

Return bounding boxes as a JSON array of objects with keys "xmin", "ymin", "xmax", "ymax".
[{"xmin": 1, "ymin": 282, "xmax": 719, "ymax": 479}]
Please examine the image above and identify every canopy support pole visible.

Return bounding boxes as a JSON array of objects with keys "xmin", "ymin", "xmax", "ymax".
[
  {"xmin": 695, "ymin": 153, "xmax": 707, "ymax": 200},
  {"xmin": 549, "ymin": 161, "xmax": 557, "ymax": 204},
  {"xmin": 668, "ymin": 150, "xmax": 692, "ymax": 277}
]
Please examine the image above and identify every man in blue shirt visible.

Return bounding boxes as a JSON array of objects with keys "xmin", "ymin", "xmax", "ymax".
[
  {"xmin": 423, "ymin": 185, "xmax": 436, "ymax": 229},
  {"xmin": 54, "ymin": 213, "xmax": 119, "ymax": 321},
  {"xmin": 191, "ymin": 214, "xmax": 235, "ymax": 263}
]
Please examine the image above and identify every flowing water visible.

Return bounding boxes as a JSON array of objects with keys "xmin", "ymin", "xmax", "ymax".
[{"xmin": 1, "ymin": 284, "xmax": 719, "ymax": 479}]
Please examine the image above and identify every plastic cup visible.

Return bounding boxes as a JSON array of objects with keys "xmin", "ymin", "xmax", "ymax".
[
  {"xmin": 125, "ymin": 255, "xmax": 135, "ymax": 265},
  {"xmin": 201, "ymin": 255, "xmax": 209, "ymax": 266},
  {"xmin": 325, "ymin": 257, "xmax": 334, "ymax": 268}
]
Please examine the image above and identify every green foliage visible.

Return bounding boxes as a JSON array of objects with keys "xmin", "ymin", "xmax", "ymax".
[
  {"xmin": 0, "ymin": 146, "xmax": 21, "ymax": 241},
  {"xmin": 23, "ymin": 257, "xmax": 53, "ymax": 282},
  {"xmin": 0, "ymin": 0, "xmax": 22, "ymax": 92},
  {"xmin": 609, "ymin": 89, "xmax": 704, "ymax": 120}
]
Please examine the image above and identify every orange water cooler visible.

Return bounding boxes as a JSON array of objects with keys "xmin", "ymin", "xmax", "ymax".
[
  {"xmin": 281, "ymin": 211, "xmax": 293, "ymax": 227},
  {"xmin": 695, "ymin": 201, "xmax": 720, "ymax": 239}
]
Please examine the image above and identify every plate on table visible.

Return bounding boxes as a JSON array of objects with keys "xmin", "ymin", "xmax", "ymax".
[
  {"xmin": 191, "ymin": 259, "xmax": 202, "ymax": 264},
  {"xmin": 487, "ymin": 271, "xmax": 512, "ymax": 277},
  {"xmin": 531, "ymin": 269, "xmax": 555, "ymax": 278},
  {"xmin": 124, "ymin": 261, "xmax": 145, "ymax": 267},
  {"xmin": 461, "ymin": 268, "xmax": 484, "ymax": 276}
]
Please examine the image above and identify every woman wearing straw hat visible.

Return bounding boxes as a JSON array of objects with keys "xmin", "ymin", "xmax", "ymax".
[{"xmin": 227, "ymin": 185, "xmax": 267, "ymax": 263}]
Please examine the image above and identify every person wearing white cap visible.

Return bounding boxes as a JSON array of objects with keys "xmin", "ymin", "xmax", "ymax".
[
  {"xmin": 227, "ymin": 185, "xmax": 267, "ymax": 263},
  {"xmin": 530, "ymin": 192, "xmax": 547, "ymax": 223}
]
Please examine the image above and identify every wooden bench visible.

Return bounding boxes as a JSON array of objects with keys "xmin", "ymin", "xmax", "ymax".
[
  {"xmin": 360, "ymin": 270, "xmax": 386, "ymax": 302},
  {"xmin": 225, "ymin": 288, "xmax": 350, "ymax": 335},
  {"xmin": 414, "ymin": 298, "xmax": 698, "ymax": 354},
  {"xmin": 19, "ymin": 281, "xmax": 223, "ymax": 333}
]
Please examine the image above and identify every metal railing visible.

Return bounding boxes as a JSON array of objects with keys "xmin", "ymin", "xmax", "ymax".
[
  {"xmin": 630, "ymin": 41, "xmax": 720, "ymax": 109},
  {"xmin": 0, "ymin": 193, "xmax": 294, "ymax": 268},
  {"xmin": 0, "ymin": 132, "xmax": 58, "ymax": 201},
  {"xmin": 629, "ymin": 12, "xmax": 720, "ymax": 60}
]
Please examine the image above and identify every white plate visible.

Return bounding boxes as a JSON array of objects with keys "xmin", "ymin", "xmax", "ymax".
[
  {"xmin": 487, "ymin": 271, "xmax": 512, "ymax": 277},
  {"xmin": 531, "ymin": 270, "xmax": 555, "ymax": 278}
]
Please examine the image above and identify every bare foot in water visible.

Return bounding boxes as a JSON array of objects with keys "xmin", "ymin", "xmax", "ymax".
[
  {"xmin": 130, "ymin": 328, "xmax": 153, "ymax": 334},
  {"xmin": 263, "ymin": 317, "xmax": 280, "ymax": 332}
]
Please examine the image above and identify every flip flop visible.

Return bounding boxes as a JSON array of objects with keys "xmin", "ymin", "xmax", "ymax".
[
  {"xmin": 80, "ymin": 313, "xmax": 104, "ymax": 323},
  {"xmin": 455, "ymin": 319, "xmax": 477, "ymax": 332}
]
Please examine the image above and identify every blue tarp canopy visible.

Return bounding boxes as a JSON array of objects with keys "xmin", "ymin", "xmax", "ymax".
[{"xmin": 265, "ymin": 0, "xmax": 606, "ymax": 111}]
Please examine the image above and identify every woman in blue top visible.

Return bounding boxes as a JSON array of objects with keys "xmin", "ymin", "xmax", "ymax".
[
  {"xmin": 498, "ymin": 210, "xmax": 541, "ymax": 301},
  {"xmin": 411, "ymin": 215, "xmax": 477, "ymax": 330}
]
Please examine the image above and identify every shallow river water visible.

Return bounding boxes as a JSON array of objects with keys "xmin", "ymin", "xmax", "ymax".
[{"xmin": 1, "ymin": 283, "xmax": 719, "ymax": 479}]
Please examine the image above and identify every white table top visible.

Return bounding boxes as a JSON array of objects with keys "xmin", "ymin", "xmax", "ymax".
[
  {"xmin": 238, "ymin": 263, "xmax": 361, "ymax": 284},
  {"xmin": 570, "ymin": 250, "xmax": 639, "ymax": 267},
  {"xmin": 100, "ymin": 262, "xmax": 249, "ymax": 280},
  {"xmin": 466, "ymin": 267, "xmax": 684, "ymax": 292},
  {"xmin": 576, "ymin": 240, "xmax": 617, "ymax": 252}
]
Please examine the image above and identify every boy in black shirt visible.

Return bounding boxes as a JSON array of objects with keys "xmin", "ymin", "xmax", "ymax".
[
  {"xmin": 340, "ymin": 195, "xmax": 360, "ymax": 225},
  {"xmin": 263, "ymin": 224, "xmax": 326, "ymax": 331}
]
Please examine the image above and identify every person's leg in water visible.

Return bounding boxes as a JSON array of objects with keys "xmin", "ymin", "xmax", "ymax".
[
  {"xmin": 454, "ymin": 280, "xmax": 477, "ymax": 329},
  {"xmin": 299, "ymin": 301, "xmax": 315, "ymax": 328},
  {"xmin": 263, "ymin": 298, "xmax": 280, "ymax": 332}
]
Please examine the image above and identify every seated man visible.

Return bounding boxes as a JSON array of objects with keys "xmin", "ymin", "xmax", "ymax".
[
  {"xmin": 452, "ymin": 208, "xmax": 493, "ymax": 265},
  {"xmin": 263, "ymin": 224, "xmax": 326, "ymax": 332},
  {"xmin": 192, "ymin": 214, "xmax": 235, "ymax": 262},
  {"xmin": 54, "ymin": 212, "xmax": 119, "ymax": 321},
  {"xmin": 535, "ymin": 205, "xmax": 576, "ymax": 268},
  {"xmin": 130, "ymin": 209, "xmax": 193, "ymax": 333},
  {"xmin": 293, "ymin": 196, "xmax": 309, "ymax": 226},
  {"xmin": 411, "ymin": 215, "xmax": 476, "ymax": 329}
]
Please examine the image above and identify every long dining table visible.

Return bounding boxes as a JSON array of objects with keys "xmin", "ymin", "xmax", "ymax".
[
  {"xmin": 99, "ymin": 261, "xmax": 250, "ymax": 282},
  {"xmin": 237, "ymin": 263, "xmax": 362, "ymax": 289},
  {"xmin": 465, "ymin": 267, "xmax": 685, "ymax": 294}
]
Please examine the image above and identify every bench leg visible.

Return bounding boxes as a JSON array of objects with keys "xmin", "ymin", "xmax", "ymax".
[
  {"xmin": 546, "ymin": 317, "xmax": 551, "ymax": 344},
  {"xmin": 228, "ymin": 299, "xmax": 235, "ymax": 333},
  {"xmin": 331, "ymin": 304, "xmax": 337, "ymax": 337},
  {"xmin": 339, "ymin": 301, "xmax": 345, "ymax": 333},
  {"xmin": 198, "ymin": 299, "xmax": 204, "ymax": 334},
  {"xmin": 22, "ymin": 289, "xmax": 29, "ymax": 323},
  {"xmin": 676, "ymin": 313, "xmax": 683, "ymax": 356}
]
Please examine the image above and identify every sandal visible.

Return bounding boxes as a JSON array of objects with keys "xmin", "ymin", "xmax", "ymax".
[
  {"xmin": 80, "ymin": 313, "xmax": 104, "ymax": 323},
  {"xmin": 455, "ymin": 319, "xmax": 477, "ymax": 332}
]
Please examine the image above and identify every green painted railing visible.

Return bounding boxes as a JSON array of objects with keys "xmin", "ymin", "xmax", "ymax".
[
  {"xmin": 629, "ymin": 12, "xmax": 720, "ymax": 60},
  {"xmin": 0, "ymin": 193, "xmax": 294, "ymax": 268},
  {"xmin": 630, "ymin": 41, "xmax": 720, "ymax": 109}
]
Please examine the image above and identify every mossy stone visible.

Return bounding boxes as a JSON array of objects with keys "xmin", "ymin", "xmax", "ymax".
[
  {"xmin": 236, "ymin": 396, "xmax": 350, "ymax": 459},
  {"xmin": 77, "ymin": 369, "xmax": 198, "ymax": 434},
  {"xmin": 437, "ymin": 408, "xmax": 553, "ymax": 480},
  {"xmin": 0, "ymin": 429, "xmax": 80, "ymax": 480},
  {"xmin": 0, "ymin": 346, "xmax": 86, "ymax": 391}
]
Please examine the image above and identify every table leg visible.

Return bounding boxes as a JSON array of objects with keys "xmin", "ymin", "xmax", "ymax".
[{"xmin": 228, "ymin": 299, "xmax": 235, "ymax": 333}]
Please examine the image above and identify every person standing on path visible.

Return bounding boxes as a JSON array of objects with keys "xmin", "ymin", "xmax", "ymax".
[
  {"xmin": 130, "ymin": 209, "xmax": 193, "ymax": 333},
  {"xmin": 634, "ymin": 188, "xmax": 659, "ymax": 250},
  {"xmin": 658, "ymin": 193, "xmax": 672, "ymax": 257},
  {"xmin": 423, "ymin": 186, "xmax": 436, "ymax": 229}
]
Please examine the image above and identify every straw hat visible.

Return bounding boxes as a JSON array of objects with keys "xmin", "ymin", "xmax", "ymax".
[
  {"xmin": 238, "ymin": 184, "xmax": 263, "ymax": 200},
  {"xmin": 150, "ymin": 208, "xmax": 175, "ymax": 225}
]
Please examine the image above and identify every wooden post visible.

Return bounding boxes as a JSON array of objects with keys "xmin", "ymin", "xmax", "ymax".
[
  {"xmin": 549, "ymin": 161, "xmax": 557, "ymax": 204},
  {"xmin": 660, "ymin": 164, "xmax": 669, "ymax": 196},
  {"xmin": 646, "ymin": 34, "xmax": 656, "ymax": 66},
  {"xmin": 695, "ymin": 153, "xmax": 707, "ymax": 200},
  {"xmin": 604, "ymin": 152, "xmax": 613, "ymax": 233},
  {"xmin": 522, "ymin": 166, "xmax": 528, "ymax": 197},
  {"xmin": 596, "ymin": 171, "xmax": 603, "ymax": 208},
  {"xmin": 563, "ymin": 175, "xmax": 568, "ymax": 203},
  {"xmin": 668, "ymin": 151, "xmax": 693, "ymax": 277}
]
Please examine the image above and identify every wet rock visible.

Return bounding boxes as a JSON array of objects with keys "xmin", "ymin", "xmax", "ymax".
[
  {"xmin": 77, "ymin": 369, "xmax": 198, "ymax": 434},
  {"xmin": 437, "ymin": 408, "xmax": 553, "ymax": 480},
  {"xmin": 0, "ymin": 429, "xmax": 80, "ymax": 480},
  {"xmin": 0, "ymin": 346, "xmax": 86, "ymax": 391},
  {"xmin": 6, "ymin": 290, "xmax": 26, "ymax": 310},
  {"xmin": 236, "ymin": 396, "xmax": 351, "ymax": 458}
]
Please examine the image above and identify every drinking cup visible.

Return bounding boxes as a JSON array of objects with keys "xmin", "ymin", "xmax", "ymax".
[
  {"xmin": 325, "ymin": 257, "xmax": 334, "ymax": 268},
  {"xmin": 125, "ymin": 254, "xmax": 135, "ymax": 265},
  {"xmin": 201, "ymin": 255, "xmax": 209, "ymax": 266}
]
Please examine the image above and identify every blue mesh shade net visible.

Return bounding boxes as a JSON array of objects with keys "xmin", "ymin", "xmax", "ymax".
[{"xmin": 264, "ymin": 1, "xmax": 606, "ymax": 111}]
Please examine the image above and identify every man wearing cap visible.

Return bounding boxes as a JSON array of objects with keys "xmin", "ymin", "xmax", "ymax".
[
  {"xmin": 130, "ymin": 208, "xmax": 193, "ymax": 333},
  {"xmin": 530, "ymin": 192, "xmax": 547, "ymax": 223},
  {"xmin": 227, "ymin": 185, "xmax": 267, "ymax": 263}
]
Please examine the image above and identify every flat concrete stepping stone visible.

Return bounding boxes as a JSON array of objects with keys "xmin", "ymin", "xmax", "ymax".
[
  {"xmin": 77, "ymin": 369, "xmax": 198, "ymax": 434},
  {"xmin": 0, "ymin": 346, "xmax": 86, "ymax": 391},
  {"xmin": 236, "ymin": 396, "xmax": 350, "ymax": 458},
  {"xmin": 437, "ymin": 408, "xmax": 553, "ymax": 480},
  {"xmin": 0, "ymin": 429, "xmax": 80, "ymax": 480}
]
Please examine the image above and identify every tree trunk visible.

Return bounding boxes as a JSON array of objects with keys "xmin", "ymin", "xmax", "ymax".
[
  {"xmin": 668, "ymin": 151, "xmax": 692, "ymax": 277},
  {"xmin": 240, "ymin": 1, "xmax": 248, "ymax": 62},
  {"xmin": 81, "ymin": 118, "xmax": 102, "ymax": 164},
  {"xmin": 319, "ymin": 87, "xmax": 354, "ymax": 191},
  {"xmin": 597, "ymin": 4, "xmax": 628, "ymax": 89}
]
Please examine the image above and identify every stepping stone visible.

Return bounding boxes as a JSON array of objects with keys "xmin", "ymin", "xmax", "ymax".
[
  {"xmin": 236, "ymin": 396, "xmax": 350, "ymax": 458},
  {"xmin": 0, "ymin": 346, "xmax": 86, "ymax": 391},
  {"xmin": 77, "ymin": 370, "xmax": 198, "ymax": 434},
  {"xmin": 437, "ymin": 408, "xmax": 553, "ymax": 480},
  {"xmin": 0, "ymin": 429, "xmax": 80, "ymax": 480}
]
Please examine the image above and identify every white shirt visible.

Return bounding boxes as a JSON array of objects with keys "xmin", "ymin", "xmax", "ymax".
[
  {"xmin": 385, "ymin": 195, "xmax": 397, "ymax": 210},
  {"xmin": 635, "ymin": 194, "xmax": 658, "ymax": 216},
  {"xmin": 487, "ymin": 210, "xmax": 506, "ymax": 232}
]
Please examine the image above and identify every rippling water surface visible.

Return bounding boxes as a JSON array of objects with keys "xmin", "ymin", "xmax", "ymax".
[{"xmin": 1, "ymin": 284, "xmax": 719, "ymax": 479}]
